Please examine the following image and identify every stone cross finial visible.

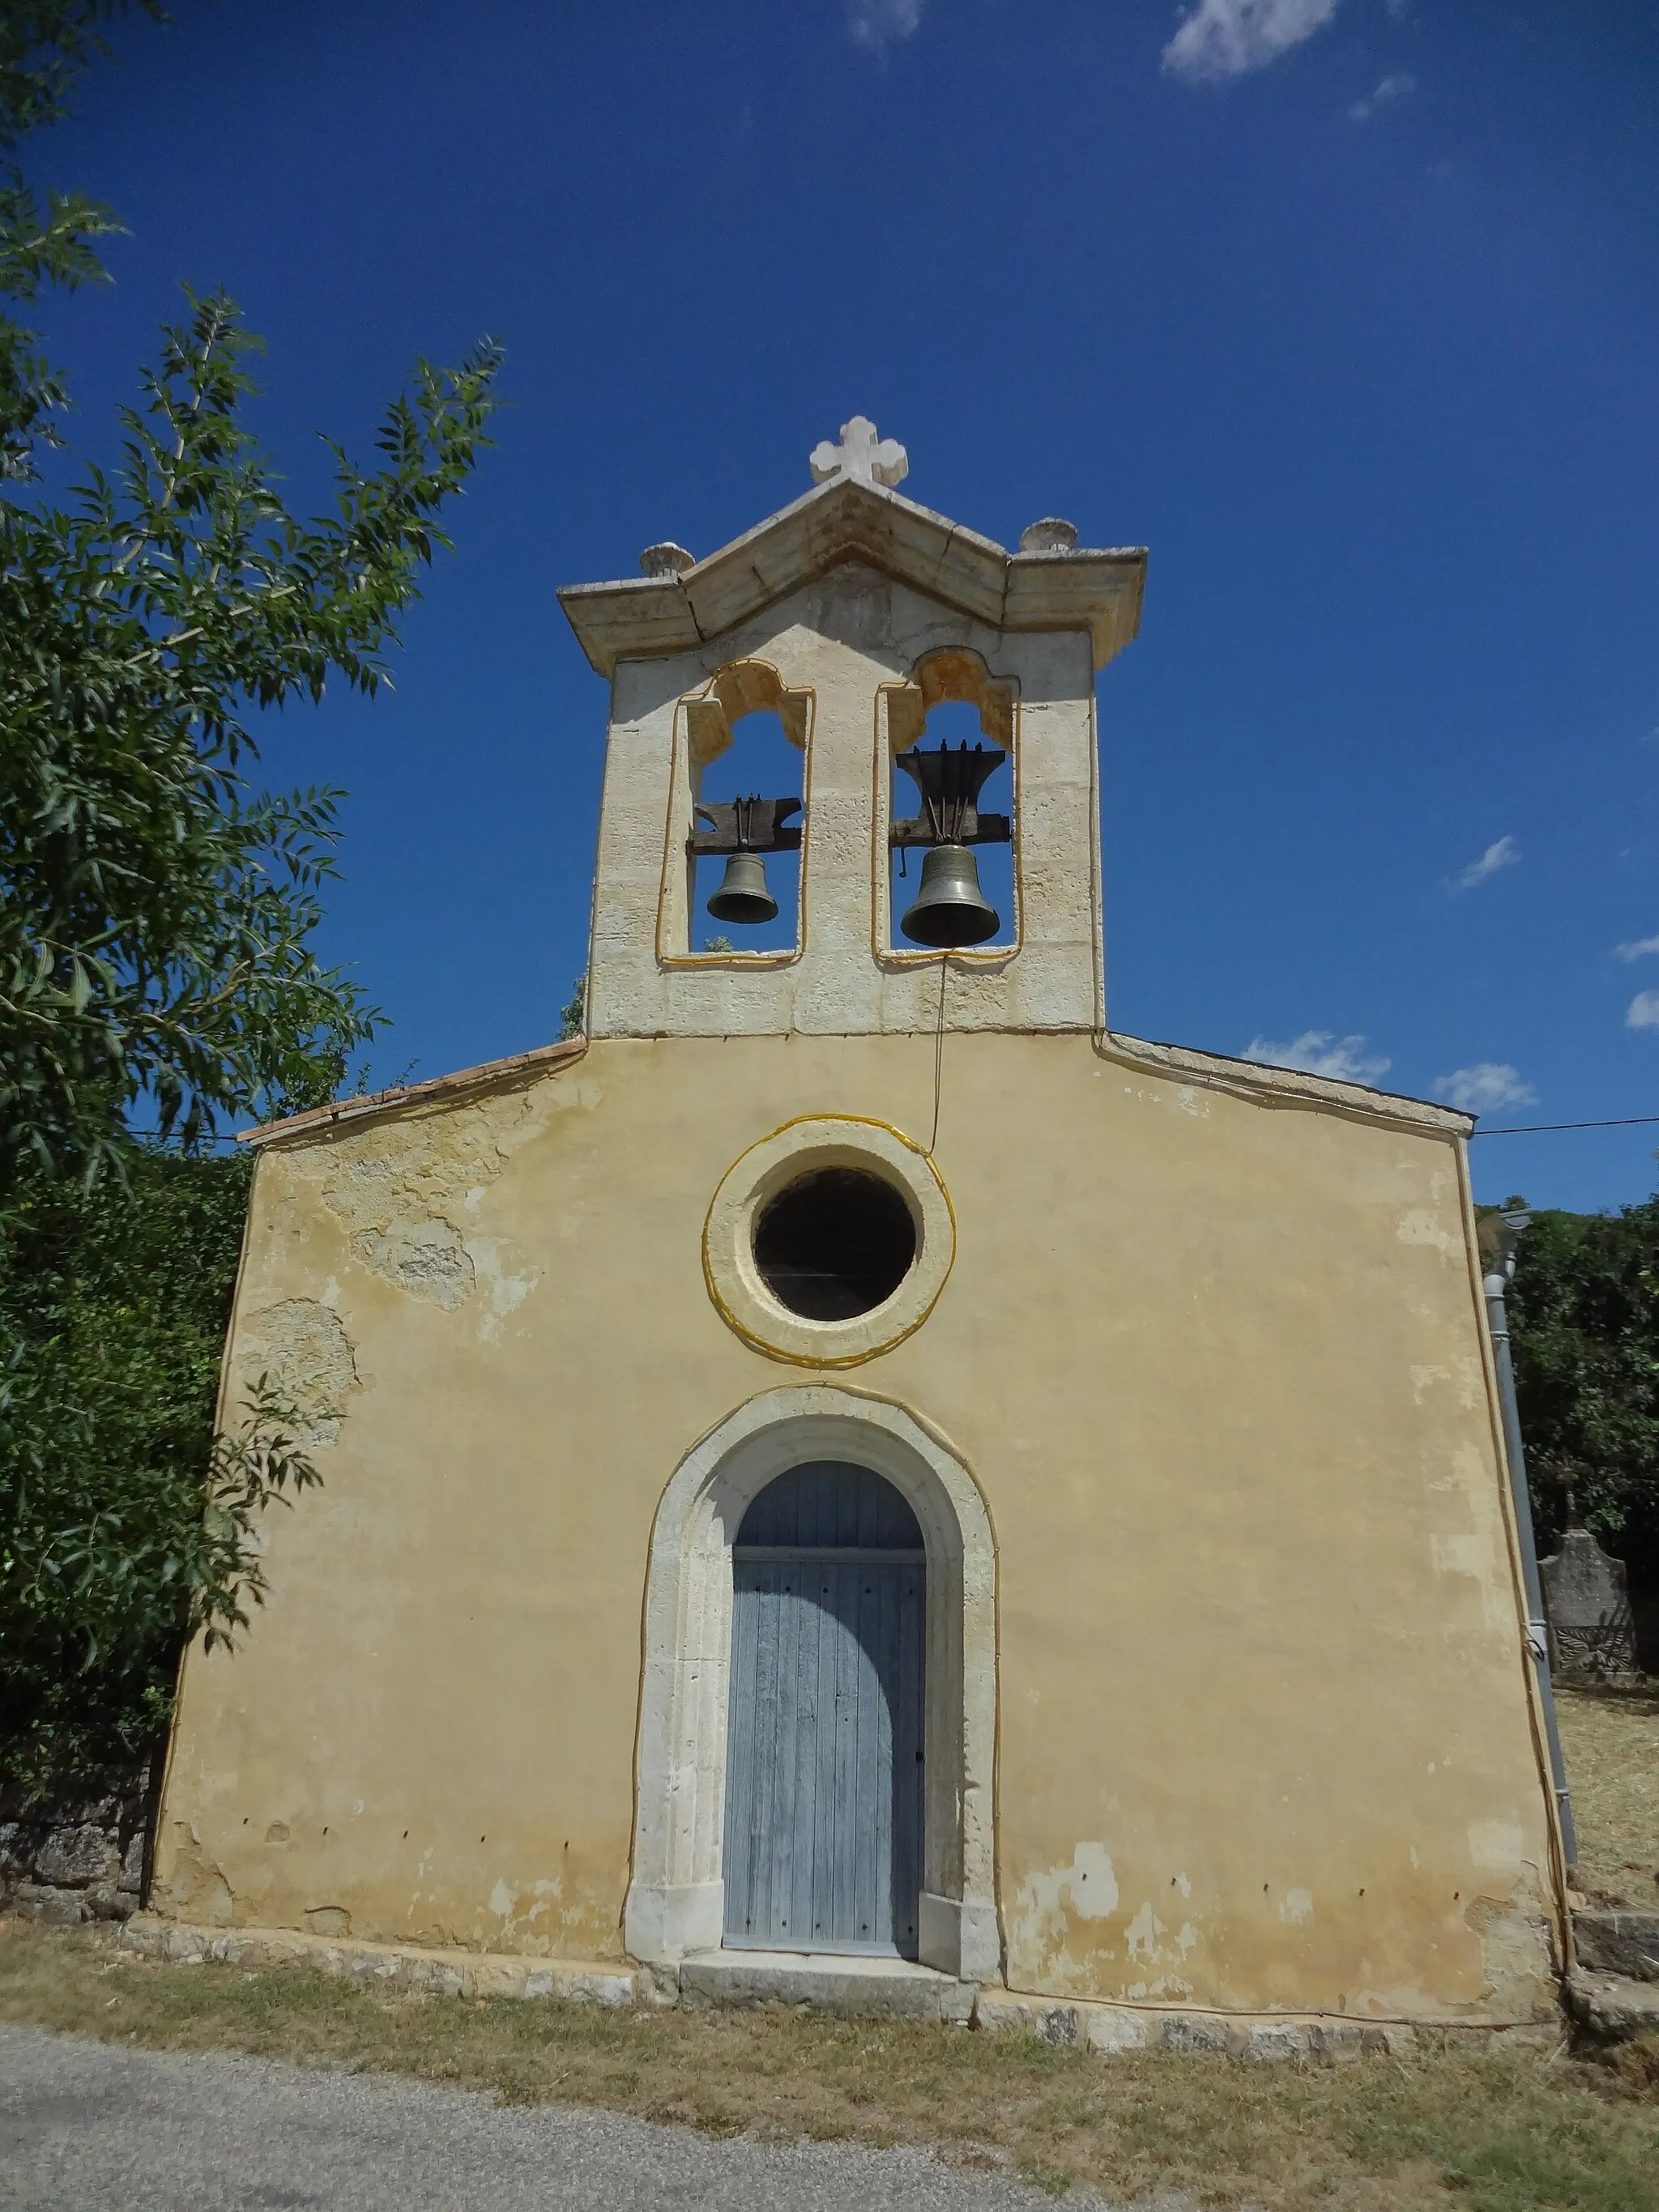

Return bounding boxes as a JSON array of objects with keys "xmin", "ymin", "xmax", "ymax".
[{"xmin": 809, "ymin": 416, "xmax": 909, "ymax": 490}]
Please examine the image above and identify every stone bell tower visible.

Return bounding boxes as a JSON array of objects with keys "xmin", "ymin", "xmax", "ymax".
[{"xmin": 558, "ymin": 419, "xmax": 1146, "ymax": 1039}]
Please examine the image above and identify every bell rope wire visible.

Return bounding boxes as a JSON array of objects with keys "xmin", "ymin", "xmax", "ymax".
[{"xmin": 928, "ymin": 953, "xmax": 948, "ymax": 1157}]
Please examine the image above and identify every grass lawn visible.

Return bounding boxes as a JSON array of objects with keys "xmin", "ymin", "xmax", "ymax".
[
  {"xmin": 1556, "ymin": 1681, "xmax": 1659, "ymax": 1903},
  {"xmin": 2, "ymin": 1681, "xmax": 1656, "ymax": 2210},
  {"xmin": 2, "ymin": 1919, "xmax": 1657, "ymax": 2212}
]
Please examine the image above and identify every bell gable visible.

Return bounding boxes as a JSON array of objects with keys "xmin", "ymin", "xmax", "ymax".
[{"xmin": 561, "ymin": 422, "xmax": 1146, "ymax": 1042}]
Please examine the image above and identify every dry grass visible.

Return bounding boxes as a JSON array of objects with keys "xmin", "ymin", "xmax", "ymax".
[
  {"xmin": 1556, "ymin": 1682, "xmax": 1659, "ymax": 1903},
  {"xmin": 4, "ymin": 1700, "xmax": 1655, "ymax": 2207},
  {"xmin": 4, "ymin": 1923, "xmax": 1658, "ymax": 2212}
]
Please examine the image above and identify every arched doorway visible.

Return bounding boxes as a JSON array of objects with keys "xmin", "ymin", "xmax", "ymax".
[
  {"xmin": 723, "ymin": 1463, "xmax": 925, "ymax": 1956},
  {"xmin": 626, "ymin": 1385, "xmax": 1000, "ymax": 1984}
]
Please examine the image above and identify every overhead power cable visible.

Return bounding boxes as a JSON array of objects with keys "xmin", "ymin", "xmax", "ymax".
[{"xmin": 1471, "ymin": 1115, "xmax": 1659, "ymax": 1138}]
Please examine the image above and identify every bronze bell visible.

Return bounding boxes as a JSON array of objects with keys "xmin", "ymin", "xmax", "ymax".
[
  {"xmin": 899, "ymin": 842, "xmax": 1000, "ymax": 948},
  {"xmin": 707, "ymin": 849, "xmax": 778, "ymax": 926}
]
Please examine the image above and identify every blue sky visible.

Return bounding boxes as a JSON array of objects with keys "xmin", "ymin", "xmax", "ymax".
[{"xmin": 35, "ymin": 0, "xmax": 1659, "ymax": 1210}]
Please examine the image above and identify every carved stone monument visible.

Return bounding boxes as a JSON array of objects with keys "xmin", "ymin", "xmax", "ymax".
[{"xmin": 1542, "ymin": 1518, "xmax": 1642, "ymax": 1684}]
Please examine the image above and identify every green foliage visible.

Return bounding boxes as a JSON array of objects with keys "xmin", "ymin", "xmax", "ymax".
[
  {"xmin": 1506, "ymin": 1197, "xmax": 1659, "ymax": 1579},
  {"xmin": 1, "ymin": 293, "xmax": 504, "ymax": 1193},
  {"xmin": 557, "ymin": 973, "xmax": 585, "ymax": 1042},
  {"xmin": 0, "ymin": 5, "xmax": 166, "ymax": 146},
  {"xmin": 0, "ymin": 5, "xmax": 166, "ymax": 479},
  {"xmin": 0, "ymin": 1149, "xmax": 277, "ymax": 1796},
  {"xmin": 0, "ymin": 6, "xmax": 503, "ymax": 1198},
  {"xmin": 0, "ymin": 3, "xmax": 502, "ymax": 1791}
]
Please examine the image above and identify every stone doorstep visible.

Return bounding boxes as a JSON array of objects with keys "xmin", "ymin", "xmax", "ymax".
[
  {"xmin": 679, "ymin": 1950, "xmax": 976, "ymax": 2022},
  {"xmin": 1572, "ymin": 1909, "xmax": 1659, "ymax": 1983},
  {"xmin": 1564, "ymin": 1971, "xmax": 1659, "ymax": 2046},
  {"xmin": 117, "ymin": 1914, "xmax": 637, "ymax": 2007}
]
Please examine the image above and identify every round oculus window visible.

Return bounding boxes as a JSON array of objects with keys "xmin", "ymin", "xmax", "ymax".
[
  {"xmin": 702, "ymin": 1117, "xmax": 953, "ymax": 1366},
  {"xmin": 752, "ymin": 1167, "xmax": 918, "ymax": 1321}
]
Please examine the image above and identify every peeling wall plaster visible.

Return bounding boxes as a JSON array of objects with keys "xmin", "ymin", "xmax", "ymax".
[
  {"xmin": 1012, "ymin": 1843, "xmax": 1123, "ymax": 1986},
  {"xmin": 233, "ymin": 1299, "xmax": 359, "ymax": 1446},
  {"xmin": 294, "ymin": 1085, "xmax": 557, "ymax": 1314}
]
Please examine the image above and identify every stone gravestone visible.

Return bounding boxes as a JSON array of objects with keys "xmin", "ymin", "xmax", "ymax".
[{"xmin": 1541, "ymin": 1522, "xmax": 1642, "ymax": 1684}]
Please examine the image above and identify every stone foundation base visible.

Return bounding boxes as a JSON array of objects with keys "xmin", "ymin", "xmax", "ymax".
[
  {"xmin": 111, "ymin": 1915, "xmax": 1566, "ymax": 2053},
  {"xmin": 976, "ymin": 1988, "xmax": 1560, "ymax": 2058},
  {"xmin": 118, "ymin": 1913, "xmax": 638, "ymax": 2005},
  {"xmin": 1564, "ymin": 1971, "xmax": 1659, "ymax": 2045}
]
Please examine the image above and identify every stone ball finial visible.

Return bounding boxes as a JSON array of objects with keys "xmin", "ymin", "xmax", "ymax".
[
  {"xmin": 809, "ymin": 416, "xmax": 909, "ymax": 490},
  {"xmin": 640, "ymin": 542, "xmax": 695, "ymax": 579},
  {"xmin": 1019, "ymin": 518, "xmax": 1080, "ymax": 555}
]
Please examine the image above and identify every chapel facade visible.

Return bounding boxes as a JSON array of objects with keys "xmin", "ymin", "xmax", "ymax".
[{"xmin": 151, "ymin": 423, "xmax": 1566, "ymax": 2035}]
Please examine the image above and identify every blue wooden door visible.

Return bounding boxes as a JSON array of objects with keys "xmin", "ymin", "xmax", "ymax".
[{"xmin": 723, "ymin": 1463, "xmax": 925, "ymax": 1957}]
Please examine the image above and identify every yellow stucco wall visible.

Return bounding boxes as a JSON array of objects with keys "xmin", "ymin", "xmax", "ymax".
[{"xmin": 155, "ymin": 1030, "xmax": 1560, "ymax": 2021}]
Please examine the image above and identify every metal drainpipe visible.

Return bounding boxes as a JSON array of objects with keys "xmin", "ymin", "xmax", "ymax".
[{"xmin": 1483, "ymin": 1251, "xmax": 1578, "ymax": 1867}]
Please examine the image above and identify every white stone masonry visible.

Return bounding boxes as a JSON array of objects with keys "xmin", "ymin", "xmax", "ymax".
[{"xmin": 558, "ymin": 440, "xmax": 1146, "ymax": 1040}]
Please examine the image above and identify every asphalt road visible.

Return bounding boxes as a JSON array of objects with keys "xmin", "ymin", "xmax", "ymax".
[{"xmin": 0, "ymin": 2022, "xmax": 1162, "ymax": 2211}]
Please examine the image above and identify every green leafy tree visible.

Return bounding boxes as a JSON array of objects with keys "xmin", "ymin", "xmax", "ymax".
[
  {"xmin": 0, "ymin": 5, "xmax": 503, "ymax": 1791},
  {"xmin": 1504, "ymin": 1197, "xmax": 1659, "ymax": 1583},
  {"xmin": 1, "ymin": 1, "xmax": 502, "ymax": 1196},
  {"xmin": 0, "ymin": 1149, "xmax": 296, "ymax": 1791}
]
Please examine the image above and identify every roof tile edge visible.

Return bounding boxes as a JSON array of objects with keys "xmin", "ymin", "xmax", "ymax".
[
  {"xmin": 1099, "ymin": 1030, "xmax": 1476, "ymax": 1136},
  {"xmin": 237, "ymin": 1038, "xmax": 587, "ymax": 1149}
]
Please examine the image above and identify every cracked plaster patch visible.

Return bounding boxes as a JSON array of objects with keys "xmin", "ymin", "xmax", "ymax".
[
  {"xmin": 1465, "ymin": 1891, "xmax": 1557, "ymax": 2017},
  {"xmin": 303, "ymin": 1089, "xmax": 555, "ymax": 1311},
  {"xmin": 234, "ymin": 1299, "xmax": 359, "ymax": 1447},
  {"xmin": 353, "ymin": 1217, "xmax": 475, "ymax": 1310}
]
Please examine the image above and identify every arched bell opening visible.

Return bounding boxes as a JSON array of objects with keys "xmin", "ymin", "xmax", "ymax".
[
  {"xmin": 676, "ymin": 660, "xmax": 811, "ymax": 960},
  {"xmin": 883, "ymin": 650, "xmax": 1017, "ymax": 957},
  {"xmin": 691, "ymin": 708, "xmax": 801, "ymax": 952},
  {"xmin": 626, "ymin": 1387, "xmax": 1000, "ymax": 1984}
]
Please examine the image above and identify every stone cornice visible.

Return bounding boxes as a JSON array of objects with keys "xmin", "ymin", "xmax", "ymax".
[
  {"xmin": 236, "ymin": 1039, "xmax": 587, "ymax": 1149},
  {"xmin": 1098, "ymin": 1030, "xmax": 1476, "ymax": 1137},
  {"xmin": 557, "ymin": 477, "xmax": 1147, "ymax": 676}
]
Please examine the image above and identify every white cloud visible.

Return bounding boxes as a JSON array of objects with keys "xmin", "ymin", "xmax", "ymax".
[
  {"xmin": 1162, "ymin": 0, "xmax": 1339, "ymax": 83},
  {"xmin": 1242, "ymin": 1030, "xmax": 1392, "ymax": 1083},
  {"xmin": 1627, "ymin": 991, "xmax": 1659, "ymax": 1029},
  {"xmin": 1350, "ymin": 71, "xmax": 1415, "ymax": 121},
  {"xmin": 1448, "ymin": 835, "xmax": 1520, "ymax": 892},
  {"xmin": 1616, "ymin": 936, "xmax": 1659, "ymax": 962},
  {"xmin": 847, "ymin": 0, "xmax": 923, "ymax": 51},
  {"xmin": 1433, "ymin": 1064, "xmax": 1537, "ymax": 1115}
]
